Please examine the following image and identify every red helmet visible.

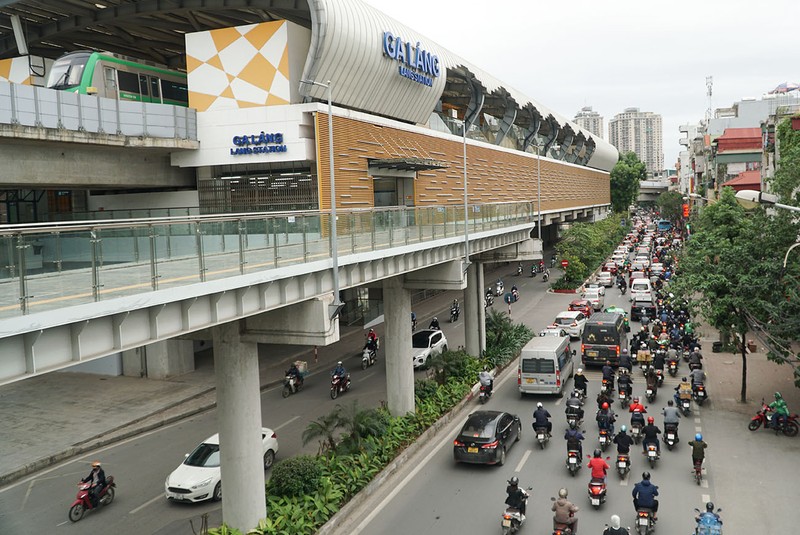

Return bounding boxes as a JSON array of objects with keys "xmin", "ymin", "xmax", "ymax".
[
  {"xmin": 602, "ymin": 402, "xmax": 609, "ymax": 410},
  {"xmin": 647, "ymin": 416, "xmax": 655, "ymax": 424}
]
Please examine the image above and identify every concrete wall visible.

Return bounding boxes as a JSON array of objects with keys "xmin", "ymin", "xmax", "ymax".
[{"xmin": 88, "ymin": 190, "xmax": 199, "ymax": 211}]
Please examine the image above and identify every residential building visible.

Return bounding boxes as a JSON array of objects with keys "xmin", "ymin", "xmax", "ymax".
[
  {"xmin": 609, "ymin": 107, "xmax": 663, "ymax": 177},
  {"xmin": 574, "ymin": 106, "xmax": 604, "ymax": 139}
]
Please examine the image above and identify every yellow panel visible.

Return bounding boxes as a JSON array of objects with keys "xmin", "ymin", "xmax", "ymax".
[
  {"xmin": 220, "ymin": 86, "xmax": 235, "ymax": 99},
  {"xmin": 188, "ymin": 91, "xmax": 217, "ymax": 113},
  {"xmin": 266, "ymin": 94, "xmax": 289, "ymax": 106},
  {"xmin": 0, "ymin": 59, "xmax": 12, "ymax": 81},
  {"xmin": 185, "ymin": 55, "xmax": 203, "ymax": 74},
  {"xmin": 278, "ymin": 46, "xmax": 290, "ymax": 78},
  {"xmin": 206, "ymin": 54, "xmax": 224, "ymax": 71},
  {"xmin": 210, "ymin": 27, "xmax": 242, "ymax": 53},
  {"xmin": 242, "ymin": 20, "xmax": 285, "ymax": 50},
  {"xmin": 238, "ymin": 54, "xmax": 276, "ymax": 92}
]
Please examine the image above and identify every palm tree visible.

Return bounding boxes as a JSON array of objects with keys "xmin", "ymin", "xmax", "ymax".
[
  {"xmin": 486, "ymin": 308, "xmax": 514, "ymax": 346},
  {"xmin": 302, "ymin": 412, "xmax": 340, "ymax": 454},
  {"xmin": 334, "ymin": 400, "xmax": 387, "ymax": 453}
]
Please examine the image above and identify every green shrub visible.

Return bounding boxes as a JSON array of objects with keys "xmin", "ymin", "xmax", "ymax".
[
  {"xmin": 414, "ymin": 378, "xmax": 438, "ymax": 401},
  {"xmin": 265, "ymin": 455, "xmax": 322, "ymax": 498}
]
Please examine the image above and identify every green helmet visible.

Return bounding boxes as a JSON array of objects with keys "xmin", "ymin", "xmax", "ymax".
[{"xmin": 775, "ymin": 392, "xmax": 783, "ymax": 400}]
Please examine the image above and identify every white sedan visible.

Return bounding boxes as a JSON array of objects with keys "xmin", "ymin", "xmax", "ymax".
[
  {"xmin": 412, "ymin": 329, "xmax": 448, "ymax": 369},
  {"xmin": 553, "ymin": 310, "xmax": 587, "ymax": 339},
  {"xmin": 165, "ymin": 428, "xmax": 278, "ymax": 503}
]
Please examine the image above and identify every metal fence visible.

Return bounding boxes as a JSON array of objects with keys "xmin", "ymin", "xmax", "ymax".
[{"xmin": 0, "ymin": 202, "xmax": 534, "ymax": 316}]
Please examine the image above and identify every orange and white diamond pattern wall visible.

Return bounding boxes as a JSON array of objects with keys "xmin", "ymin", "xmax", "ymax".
[
  {"xmin": 186, "ymin": 20, "xmax": 309, "ymax": 112},
  {"xmin": 0, "ymin": 56, "xmax": 51, "ymax": 85}
]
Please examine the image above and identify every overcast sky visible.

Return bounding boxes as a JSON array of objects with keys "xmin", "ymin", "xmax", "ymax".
[{"xmin": 363, "ymin": 0, "xmax": 797, "ymax": 167}]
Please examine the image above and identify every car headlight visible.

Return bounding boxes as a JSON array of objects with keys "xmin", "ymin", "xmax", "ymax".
[{"xmin": 192, "ymin": 477, "xmax": 213, "ymax": 489}]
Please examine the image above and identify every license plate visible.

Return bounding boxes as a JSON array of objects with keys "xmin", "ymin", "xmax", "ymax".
[
  {"xmin": 502, "ymin": 519, "xmax": 511, "ymax": 527},
  {"xmin": 648, "ymin": 450, "xmax": 656, "ymax": 457},
  {"xmin": 537, "ymin": 434, "xmax": 545, "ymax": 440},
  {"xmin": 667, "ymin": 433, "xmax": 675, "ymax": 440},
  {"xmin": 646, "ymin": 389, "xmax": 653, "ymax": 395},
  {"xmin": 618, "ymin": 461, "xmax": 626, "ymax": 468},
  {"xmin": 467, "ymin": 447, "xmax": 478, "ymax": 454},
  {"xmin": 599, "ymin": 436, "xmax": 607, "ymax": 444},
  {"xmin": 526, "ymin": 378, "xmax": 536, "ymax": 384},
  {"xmin": 587, "ymin": 350, "xmax": 598, "ymax": 357},
  {"xmin": 591, "ymin": 498, "xmax": 600, "ymax": 505},
  {"xmin": 639, "ymin": 518, "xmax": 649, "ymax": 526},
  {"xmin": 569, "ymin": 457, "xmax": 577, "ymax": 464},
  {"xmin": 619, "ymin": 393, "xmax": 625, "ymax": 399}
]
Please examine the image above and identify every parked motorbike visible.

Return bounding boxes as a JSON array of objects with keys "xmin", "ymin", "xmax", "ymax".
[
  {"xmin": 664, "ymin": 422, "xmax": 679, "ymax": 450},
  {"xmin": 747, "ymin": 399, "xmax": 799, "ymax": 436},
  {"xmin": 330, "ymin": 372, "xmax": 351, "ymax": 399},
  {"xmin": 501, "ymin": 489, "xmax": 529, "ymax": 535},
  {"xmin": 645, "ymin": 443, "xmax": 660, "ymax": 468},
  {"xmin": 635, "ymin": 507, "xmax": 656, "ymax": 535},
  {"xmin": 282, "ymin": 374, "xmax": 304, "ymax": 398},
  {"xmin": 68, "ymin": 477, "xmax": 116, "ymax": 522},
  {"xmin": 534, "ymin": 425, "xmax": 550, "ymax": 449},
  {"xmin": 566, "ymin": 450, "xmax": 581, "ymax": 476},
  {"xmin": 616, "ymin": 453, "xmax": 630, "ymax": 478},
  {"xmin": 692, "ymin": 383, "xmax": 708, "ymax": 405},
  {"xmin": 587, "ymin": 477, "xmax": 606, "ymax": 509}
]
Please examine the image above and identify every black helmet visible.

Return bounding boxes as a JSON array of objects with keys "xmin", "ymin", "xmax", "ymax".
[
  {"xmin": 642, "ymin": 471, "xmax": 651, "ymax": 480},
  {"xmin": 706, "ymin": 501, "xmax": 715, "ymax": 512},
  {"xmin": 593, "ymin": 449, "xmax": 601, "ymax": 458},
  {"xmin": 668, "ymin": 400, "xmax": 674, "ymax": 406},
  {"xmin": 508, "ymin": 476, "xmax": 519, "ymax": 486}
]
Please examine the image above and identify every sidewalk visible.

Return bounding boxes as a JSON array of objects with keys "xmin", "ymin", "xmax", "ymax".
[{"xmin": 0, "ymin": 278, "xmax": 469, "ymax": 487}]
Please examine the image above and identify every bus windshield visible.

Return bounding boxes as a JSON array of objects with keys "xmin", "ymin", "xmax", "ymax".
[
  {"xmin": 657, "ymin": 220, "xmax": 672, "ymax": 231},
  {"xmin": 47, "ymin": 55, "xmax": 89, "ymax": 90}
]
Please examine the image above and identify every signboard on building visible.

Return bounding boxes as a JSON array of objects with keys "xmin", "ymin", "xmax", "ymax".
[{"xmin": 382, "ymin": 31, "xmax": 440, "ymax": 87}]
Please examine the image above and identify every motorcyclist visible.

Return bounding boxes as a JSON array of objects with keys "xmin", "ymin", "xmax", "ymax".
[
  {"xmin": 505, "ymin": 476, "xmax": 528, "ymax": 520},
  {"xmin": 451, "ymin": 298, "xmax": 460, "ymax": 317},
  {"xmin": 429, "ymin": 316, "xmax": 440, "ymax": 330},
  {"xmin": 631, "ymin": 471, "xmax": 659, "ymax": 521},
  {"xmin": 769, "ymin": 391, "xmax": 790, "ymax": 429},
  {"xmin": 511, "ymin": 285, "xmax": 519, "ymax": 301},
  {"xmin": 552, "ymin": 487, "xmax": 579, "ymax": 533},
  {"xmin": 628, "ymin": 397, "xmax": 647, "ymax": 427},
  {"xmin": 645, "ymin": 366, "xmax": 658, "ymax": 394},
  {"xmin": 652, "ymin": 348, "xmax": 666, "ymax": 374},
  {"xmin": 587, "ymin": 449, "xmax": 610, "ymax": 482},
  {"xmin": 688, "ymin": 347, "xmax": 703, "ymax": 370},
  {"xmin": 618, "ymin": 348, "xmax": 633, "ymax": 373},
  {"xmin": 411, "ymin": 311, "xmax": 417, "ymax": 330},
  {"xmin": 695, "ymin": 501, "xmax": 723, "ymax": 526},
  {"xmin": 641, "ymin": 416, "xmax": 661, "ymax": 454},
  {"xmin": 689, "ymin": 367, "xmax": 706, "ymax": 388},
  {"xmin": 674, "ymin": 377, "xmax": 693, "ymax": 405},
  {"xmin": 565, "ymin": 420, "xmax": 585, "ymax": 459},
  {"xmin": 603, "ymin": 514, "xmax": 629, "ymax": 535},
  {"xmin": 478, "ymin": 369, "xmax": 493, "ymax": 397},
  {"xmin": 617, "ymin": 368, "xmax": 632, "ymax": 399},
  {"xmin": 687, "ymin": 433, "xmax": 708, "ymax": 475},
  {"xmin": 574, "ymin": 368, "xmax": 588, "ymax": 397},
  {"xmin": 602, "ymin": 361, "xmax": 615, "ymax": 392},
  {"xmin": 533, "ymin": 402, "xmax": 552, "ymax": 435},
  {"xmin": 332, "ymin": 360, "xmax": 347, "ymax": 378},
  {"xmin": 565, "ymin": 391, "xmax": 585, "ymax": 422},
  {"xmin": 662, "ymin": 400, "xmax": 681, "ymax": 441},
  {"xmin": 596, "ymin": 402, "xmax": 616, "ymax": 435},
  {"xmin": 286, "ymin": 362, "xmax": 304, "ymax": 389},
  {"xmin": 613, "ymin": 425, "xmax": 634, "ymax": 455},
  {"xmin": 81, "ymin": 461, "xmax": 106, "ymax": 507},
  {"xmin": 365, "ymin": 328, "xmax": 378, "ymax": 352}
]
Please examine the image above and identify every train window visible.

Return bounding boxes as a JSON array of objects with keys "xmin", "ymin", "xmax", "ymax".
[
  {"xmin": 104, "ymin": 67, "xmax": 117, "ymax": 96},
  {"xmin": 117, "ymin": 71, "xmax": 139, "ymax": 94},
  {"xmin": 150, "ymin": 77, "xmax": 161, "ymax": 100},
  {"xmin": 139, "ymin": 74, "xmax": 149, "ymax": 96},
  {"xmin": 161, "ymin": 80, "xmax": 189, "ymax": 104}
]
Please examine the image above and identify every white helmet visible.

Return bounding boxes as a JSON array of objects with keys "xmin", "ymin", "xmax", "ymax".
[
  {"xmin": 537, "ymin": 402, "xmax": 543, "ymax": 408},
  {"xmin": 558, "ymin": 488, "xmax": 568, "ymax": 498}
]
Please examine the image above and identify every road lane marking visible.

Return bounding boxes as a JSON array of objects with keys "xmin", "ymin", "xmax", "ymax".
[
  {"xmin": 20, "ymin": 480, "xmax": 34, "ymax": 511},
  {"xmin": 620, "ymin": 476, "xmax": 628, "ymax": 486},
  {"xmin": 695, "ymin": 426, "xmax": 702, "ymax": 433},
  {"xmin": 702, "ymin": 493, "xmax": 711, "ymax": 502},
  {"xmin": 514, "ymin": 450, "xmax": 532, "ymax": 473},
  {"xmin": 694, "ymin": 417, "xmax": 702, "ymax": 424},
  {"xmin": 129, "ymin": 493, "xmax": 163, "ymax": 515},
  {"xmin": 701, "ymin": 480, "xmax": 709, "ymax": 488},
  {"xmin": 273, "ymin": 415, "xmax": 300, "ymax": 432},
  {"xmin": 56, "ymin": 521, "xmax": 68, "ymax": 527},
  {"xmin": 357, "ymin": 372, "xmax": 376, "ymax": 382}
]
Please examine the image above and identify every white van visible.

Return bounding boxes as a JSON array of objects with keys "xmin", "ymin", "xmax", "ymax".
[
  {"xmin": 629, "ymin": 278, "xmax": 653, "ymax": 301},
  {"xmin": 518, "ymin": 336, "xmax": 575, "ymax": 396}
]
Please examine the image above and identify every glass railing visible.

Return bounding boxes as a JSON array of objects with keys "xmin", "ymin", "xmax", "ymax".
[{"xmin": 0, "ymin": 201, "xmax": 534, "ymax": 317}]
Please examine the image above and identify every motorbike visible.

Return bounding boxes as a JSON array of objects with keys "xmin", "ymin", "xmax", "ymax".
[
  {"xmin": 501, "ymin": 489, "xmax": 529, "ymax": 535},
  {"xmin": 664, "ymin": 422, "xmax": 679, "ymax": 450},
  {"xmin": 694, "ymin": 506, "xmax": 724, "ymax": 535},
  {"xmin": 693, "ymin": 458, "xmax": 704, "ymax": 485},
  {"xmin": 450, "ymin": 304, "xmax": 460, "ymax": 322},
  {"xmin": 601, "ymin": 377, "xmax": 614, "ymax": 395},
  {"xmin": 616, "ymin": 453, "xmax": 630, "ymax": 478},
  {"xmin": 516, "ymin": 263, "xmax": 523, "ymax": 276},
  {"xmin": 667, "ymin": 358, "xmax": 678, "ymax": 377},
  {"xmin": 282, "ymin": 374, "xmax": 304, "ymax": 398},
  {"xmin": 635, "ymin": 508, "xmax": 656, "ymax": 535},
  {"xmin": 654, "ymin": 369, "xmax": 664, "ymax": 387},
  {"xmin": 566, "ymin": 410, "xmax": 583, "ymax": 430},
  {"xmin": 534, "ymin": 425, "xmax": 550, "ymax": 449},
  {"xmin": 617, "ymin": 281, "xmax": 627, "ymax": 295},
  {"xmin": 330, "ymin": 372, "xmax": 351, "ymax": 399},
  {"xmin": 645, "ymin": 443, "xmax": 660, "ymax": 468},
  {"xmin": 566, "ymin": 450, "xmax": 581, "ymax": 476},
  {"xmin": 478, "ymin": 384, "xmax": 492, "ymax": 404},
  {"xmin": 511, "ymin": 288, "xmax": 520, "ymax": 302},
  {"xmin": 618, "ymin": 387, "xmax": 631, "ymax": 408},
  {"xmin": 692, "ymin": 383, "xmax": 708, "ymax": 406},
  {"xmin": 68, "ymin": 476, "xmax": 116, "ymax": 522},
  {"xmin": 411, "ymin": 315, "xmax": 417, "ymax": 332},
  {"xmin": 645, "ymin": 387, "xmax": 656, "ymax": 403},
  {"xmin": 598, "ymin": 428, "xmax": 611, "ymax": 451},
  {"xmin": 747, "ymin": 399, "xmax": 800, "ymax": 436},
  {"xmin": 542, "ymin": 269, "xmax": 550, "ymax": 282},
  {"xmin": 679, "ymin": 395, "xmax": 692, "ymax": 416},
  {"xmin": 531, "ymin": 265, "xmax": 537, "ymax": 278},
  {"xmin": 630, "ymin": 422, "xmax": 643, "ymax": 444},
  {"xmin": 587, "ymin": 477, "xmax": 606, "ymax": 509},
  {"xmin": 485, "ymin": 293, "xmax": 494, "ymax": 309},
  {"xmin": 495, "ymin": 280, "xmax": 505, "ymax": 296},
  {"xmin": 361, "ymin": 346, "xmax": 377, "ymax": 370}
]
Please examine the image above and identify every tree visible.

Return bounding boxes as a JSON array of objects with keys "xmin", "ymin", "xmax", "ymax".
[
  {"xmin": 302, "ymin": 412, "xmax": 340, "ymax": 454},
  {"xmin": 609, "ymin": 151, "xmax": 645, "ymax": 213},
  {"xmin": 656, "ymin": 191, "xmax": 684, "ymax": 222},
  {"xmin": 333, "ymin": 400, "xmax": 387, "ymax": 454}
]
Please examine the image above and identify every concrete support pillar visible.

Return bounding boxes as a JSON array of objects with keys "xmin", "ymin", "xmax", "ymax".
[
  {"xmin": 477, "ymin": 262, "xmax": 487, "ymax": 355},
  {"xmin": 121, "ymin": 339, "xmax": 194, "ymax": 379},
  {"xmin": 465, "ymin": 262, "xmax": 480, "ymax": 357},
  {"xmin": 383, "ymin": 276, "xmax": 414, "ymax": 416},
  {"xmin": 212, "ymin": 321, "xmax": 266, "ymax": 532}
]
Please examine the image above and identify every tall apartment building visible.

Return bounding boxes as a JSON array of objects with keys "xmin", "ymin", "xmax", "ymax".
[
  {"xmin": 574, "ymin": 106, "xmax": 604, "ymax": 139},
  {"xmin": 609, "ymin": 107, "xmax": 664, "ymax": 177}
]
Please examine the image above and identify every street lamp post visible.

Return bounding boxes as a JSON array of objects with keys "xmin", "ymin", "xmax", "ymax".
[
  {"xmin": 734, "ymin": 189, "xmax": 800, "ymax": 214},
  {"xmin": 462, "ymin": 119, "xmax": 470, "ymax": 272},
  {"xmin": 301, "ymin": 79, "xmax": 342, "ymax": 318}
]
